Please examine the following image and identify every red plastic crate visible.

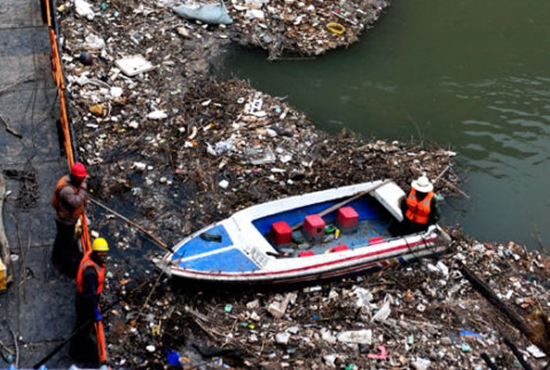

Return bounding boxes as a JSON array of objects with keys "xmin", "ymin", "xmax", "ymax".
[
  {"xmin": 304, "ymin": 214, "xmax": 325, "ymax": 239},
  {"xmin": 270, "ymin": 221, "xmax": 292, "ymax": 246},
  {"xmin": 336, "ymin": 206, "xmax": 359, "ymax": 230}
]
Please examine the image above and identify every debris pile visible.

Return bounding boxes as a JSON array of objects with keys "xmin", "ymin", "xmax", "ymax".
[
  {"xmin": 55, "ymin": 1, "xmax": 550, "ymax": 369},
  {"xmin": 59, "ymin": 0, "xmax": 452, "ymax": 245},
  {"xmin": 102, "ymin": 237, "xmax": 550, "ymax": 369},
  {"xmin": 226, "ymin": 0, "xmax": 390, "ymax": 59}
]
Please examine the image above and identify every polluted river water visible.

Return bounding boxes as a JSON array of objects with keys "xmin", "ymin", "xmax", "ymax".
[{"xmin": 216, "ymin": 0, "xmax": 550, "ymax": 250}]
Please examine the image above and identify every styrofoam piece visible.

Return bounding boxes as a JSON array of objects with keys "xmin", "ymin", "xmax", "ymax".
[
  {"xmin": 115, "ymin": 55, "xmax": 155, "ymax": 77},
  {"xmin": 371, "ymin": 181, "xmax": 406, "ymax": 222}
]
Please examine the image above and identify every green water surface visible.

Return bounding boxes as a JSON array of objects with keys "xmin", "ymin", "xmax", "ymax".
[{"xmin": 217, "ymin": 0, "xmax": 550, "ymax": 249}]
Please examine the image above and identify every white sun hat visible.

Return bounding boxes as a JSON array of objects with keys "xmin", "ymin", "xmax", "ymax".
[{"xmin": 411, "ymin": 173, "xmax": 434, "ymax": 193}]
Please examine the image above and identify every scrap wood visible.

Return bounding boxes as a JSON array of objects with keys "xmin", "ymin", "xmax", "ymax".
[
  {"xmin": 0, "ymin": 336, "xmax": 14, "ymax": 355},
  {"xmin": 132, "ymin": 270, "xmax": 166, "ymax": 326},
  {"xmin": 188, "ymin": 314, "xmax": 222, "ymax": 340},
  {"xmin": 480, "ymin": 353, "xmax": 498, "ymax": 370},
  {"xmin": 503, "ymin": 337, "xmax": 534, "ymax": 370},
  {"xmin": 186, "ymin": 306, "xmax": 212, "ymax": 323},
  {"xmin": 459, "ymin": 261, "xmax": 550, "ymax": 357},
  {"xmin": 441, "ymin": 178, "xmax": 470, "ymax": 199},
  {"xmin": 0, "ymin": 174, "xmax": 13, "ymax": 285}
]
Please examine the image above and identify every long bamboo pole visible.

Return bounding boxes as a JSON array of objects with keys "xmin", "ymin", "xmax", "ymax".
[
  {"xmin": 88, "ymin": 197, "xmax": 169, "ymax": 251},
  {"xmin": 459, "ymin": 261, "xmax": 550, "ymax": 357}
]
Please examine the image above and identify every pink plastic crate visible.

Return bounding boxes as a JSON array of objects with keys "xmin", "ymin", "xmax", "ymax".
[
  {"xmin": 304, "ymin": 214, "xmax": 325, "ymax": 239},
  {"xmin": 337, "ymin": 206, "xmax": 359, "ymax": 230}
]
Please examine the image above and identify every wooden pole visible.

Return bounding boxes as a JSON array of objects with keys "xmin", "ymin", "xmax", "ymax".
[
  {"xmin": 459, "ymin": 261, "xmax": 550, "ymax": 357},
  {"xmin": 441, "ymin": 178, "xmax": 470, "ymax": 199},
  {"xmin": 480, "ymin": 353, "xmax": 498, "ymax": 370},
  {"xmin": 433, "ymin": 165, "xmax": 451, "ymax": 184},
  {"xmin": 87, "ymin": 197, "xmax": 169, "ymax": 251},
  {"xmin": 503, "ymin": 337, "xmax": 534, "ymax": 370}
]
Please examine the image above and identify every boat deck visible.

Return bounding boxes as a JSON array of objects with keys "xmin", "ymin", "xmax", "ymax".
[
  {"xmin": 254, "ymin": 195, "xmax": 395, "ymax": 256},
  {"xmin": 169, "ymin": 195, "xmax": 398, "ymax": 271}
]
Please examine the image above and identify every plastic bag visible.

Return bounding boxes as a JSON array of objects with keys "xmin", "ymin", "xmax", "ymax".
[{"xmin": 173, "ymin": 1, "xmax": 232, "ymax": 25}]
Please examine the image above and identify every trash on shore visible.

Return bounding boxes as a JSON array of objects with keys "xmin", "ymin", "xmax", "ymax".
[{"xmin": 54, "ymin": 1, "xmax": 550, "ymax": 369}]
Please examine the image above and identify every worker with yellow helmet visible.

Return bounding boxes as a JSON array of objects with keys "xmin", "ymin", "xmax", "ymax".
[{"xmin": 70, "ymin": 237, "xmax": 109, "ymax": 366}]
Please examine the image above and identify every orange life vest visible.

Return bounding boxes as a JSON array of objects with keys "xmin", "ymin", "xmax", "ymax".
[
  {"xmin": 51, "ymin": 175, "xmax": 87, "ymax": 220},
  {"xmin": 76, "ymin": 251, "xmax": 105, "ymax": 295},
  {"xmin": 405, "ymin": 189, "xmax": 434, "ymax": 225}
]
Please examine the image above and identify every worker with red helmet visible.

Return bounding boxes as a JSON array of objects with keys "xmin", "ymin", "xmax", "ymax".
[
  {"xmin": 51, "ymin": 162, "xmax": 88, "ymax": 277},
  {"xmin": 70, "ymin": 237, "xmax": 109, "ymax": 367}
]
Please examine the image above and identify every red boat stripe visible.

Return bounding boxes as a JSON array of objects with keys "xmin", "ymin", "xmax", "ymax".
[{"xmin": 172, "ymin": 237, "xmax": 438, "ymax": 279}]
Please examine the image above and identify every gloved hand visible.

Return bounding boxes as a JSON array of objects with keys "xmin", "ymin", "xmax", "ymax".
[{"xmin": 94, "ymin": 307, "xmax": 102, "ymax": 322}]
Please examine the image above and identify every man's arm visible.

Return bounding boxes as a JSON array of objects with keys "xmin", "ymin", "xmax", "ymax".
[{"xmin": 59, "ymin": 183, "xmax": 87, "ymax": 209}]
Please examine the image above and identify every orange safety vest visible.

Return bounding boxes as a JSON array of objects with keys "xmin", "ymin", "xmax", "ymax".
[
  {"xmin": 76, "ymin": 252, "xmax": 105, "ymax": 295},
  {"xmin": 405, "ymin": 189, "xmax": 434, "ymax": 225},
  {"xmin": 51, "ymin": 175, "xmax": 87, "ymax": 220}
]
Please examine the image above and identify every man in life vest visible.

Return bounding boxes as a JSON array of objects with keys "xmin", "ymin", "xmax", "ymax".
[
  {"xmin": 51, "ymin": 162, "xmax": 88, "ymax": 276},
  {"xmin": 69, "ymin": 237, "xmax": 108, "ymax": 367},
  {"xmin": 390, "ymin": 173, "xmax": 439, "ymax": 236}
]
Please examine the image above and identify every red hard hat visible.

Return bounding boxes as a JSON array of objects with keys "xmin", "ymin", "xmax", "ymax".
[{"xmin": 70, "ymin": 162, "xmax": 88, "ymax": 178}]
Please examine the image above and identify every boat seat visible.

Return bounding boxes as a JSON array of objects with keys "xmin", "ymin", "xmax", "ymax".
[{"xmin": 298, "ymin": 251, "xmax": 315, "ymax": 257}]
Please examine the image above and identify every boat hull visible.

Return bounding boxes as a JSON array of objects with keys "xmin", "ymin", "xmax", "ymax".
[{"xmin": 159, "ymin": 181, "xmax": 450, "ymax": 285}]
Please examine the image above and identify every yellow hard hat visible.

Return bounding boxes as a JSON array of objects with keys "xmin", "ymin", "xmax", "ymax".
[{"xmin": 92, "ymin": 237, "xmax": 109, "ymax": 252}]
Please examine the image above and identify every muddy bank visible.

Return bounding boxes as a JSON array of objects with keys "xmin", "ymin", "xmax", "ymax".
[{"xmin": 55, "ymin": 1, "xmax": 550, "ymax": 369}]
